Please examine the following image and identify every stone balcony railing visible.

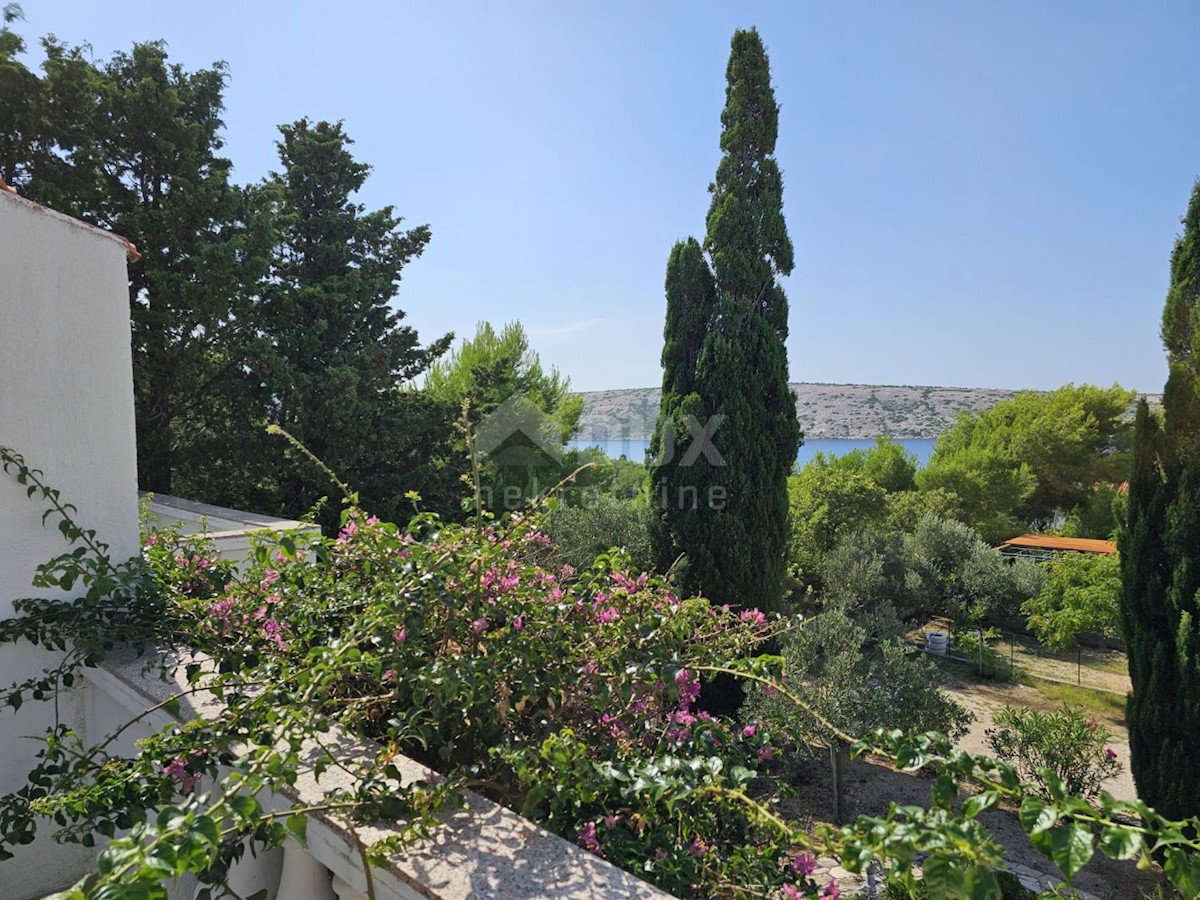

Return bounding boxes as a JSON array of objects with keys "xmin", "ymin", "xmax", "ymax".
[{"xmin": 75, "ymin": 647, "xmax": 671, "ymax": 900}]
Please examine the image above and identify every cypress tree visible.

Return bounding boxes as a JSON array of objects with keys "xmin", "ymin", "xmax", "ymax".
[
  {"xmin": 1121, "ymin": 180, "xmax": 1200, "ymax": 817},
  {"xmin": 649, "ymin": 238, "xmax": 716, "ymax": 573},
  {"xmin": 651, "ymin": 29, "xmax": 801, "ymax": 612}
]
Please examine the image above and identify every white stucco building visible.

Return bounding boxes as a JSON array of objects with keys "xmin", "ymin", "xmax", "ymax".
[{"xmin": 0, "ymin": 181, "xmax": 141, "ymax": 895}]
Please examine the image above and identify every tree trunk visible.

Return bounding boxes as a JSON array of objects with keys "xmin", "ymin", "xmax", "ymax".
[{"xmin": 830, "ymin": 739, "xmax": 850, "ymax": 824}]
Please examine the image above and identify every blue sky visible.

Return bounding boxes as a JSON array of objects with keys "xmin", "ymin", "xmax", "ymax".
[{"xmin": 20, "ymin": 1, "xmax": 1200, "ymax": 393}]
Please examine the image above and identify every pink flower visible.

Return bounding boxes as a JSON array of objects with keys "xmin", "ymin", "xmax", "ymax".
[
  {"xmin": 558, "ymin": 564, "xmax": 575, "ymax": 579},
  {"xmin": 793, "ymin": 852, "xmax": 816, "ymax": 876},
  {"xmin": 742, "ymin": 724, "xmax": 757, "ymax": 738},
  {"xmin": 739, "ymin": 609, "xmax": 767, "ymax": 626},
  {"xmin": 576, "ymin": 822, "xmax": 601, "ymax": 855},
  {"xmin": 210, "ymin": 597, "xmax": 235, "ymax": 628},
  {"xmin": 260, "ymin": 569, "xmax": 279, "ymax": 589},
  {"xmin": 262, "ymin": 618, "xmax": 288, "ymax": 650},
  {"xmin": 143, "ymin": 534, "xmax": 158, "ymax": 547},
  {"xmin": 1106, "ymin": 748, "xmax": 1118, "ymax": 759},
  {"xmin": 336, "ymin": 521, "xmax": 357, "ymax": 543},
  {"xmin": 600, "ymin": 713, "xmax": 628, "ymax": 736},
  {"xmin": 365, "ymin": 515, "xmax": 379, "ymax": 526},
  {"xmin": 603, "ymin": 813, "xmax": 619, "ymax": 828},
  {"xmin": 758, "ymin": 746, "xmax": 775, "ymax": 762},
  {"xmin": 594, "ymin": 607, "xmax": 619, "ymax": 625},
  {"xmin": 782, "ymin": 887, "xmax": 803, "ymax": 899},
  {"xmin": 499, "ymin": 574, "xmax": 520, "ymax": 593},
  {"xmin": 394, "ymin": 627, "xmax": 407, "ymax": 645},
  {"xmin": 162, "ymin": 756, "xmax": 199, "ymax": 794},
  {"xmin": 822, "ymin": 881, "xmax": 840, "ymax": 899},
  {"xmin": 675, "ymin": 669, "xmax": 701, "ymax": 706},
  {"xmin": 383, "ymin": 669, "xmax": 398, "ymax": 681},
  {"xmin": 667, "ymin": 727, "xmax": 691, "ymax": 744},
  {"xmin": 547, "ymin": 587, "xmax": 565, "ymax": 603},
  {"xmin": 687, "ymin": 837, "xmax": 708, "ymax": 857},
  {"xmin": 472, "ymin": 617, "xmax": 489, "ymax": 634},
  {"xmin": 511, "ymin": 616, "xmax": 524, "ymax": 630}
]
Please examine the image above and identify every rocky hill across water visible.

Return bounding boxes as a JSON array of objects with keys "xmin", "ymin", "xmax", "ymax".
[{"xmin": 577, "ymin": 383, "xmax": 1029, "ymax": 442}]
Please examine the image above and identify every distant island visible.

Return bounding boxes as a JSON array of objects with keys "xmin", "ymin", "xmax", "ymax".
[{"xmin": 576, "ymin": 382, "xmax": 1135, "ymax": 442}]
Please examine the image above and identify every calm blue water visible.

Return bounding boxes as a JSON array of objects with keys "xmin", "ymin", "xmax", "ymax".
[{"xmin": 567, "ymin": 437, "xmax": 938, "ymax": 467}]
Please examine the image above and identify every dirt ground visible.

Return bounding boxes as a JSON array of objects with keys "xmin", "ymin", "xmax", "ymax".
[
  {"xmin": 778, "ymin": 751, "xmax": 1163, "ymax": 900},
  {"xmin": 774, "ymin": 669, "xmax": 1162, "ymax": 899}
]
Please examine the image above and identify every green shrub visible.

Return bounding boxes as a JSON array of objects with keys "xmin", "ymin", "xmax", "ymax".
[
  {"xmin": 881, "ymin": 869, "xmax": 1035, "ymax": 898},
  {"xmin": 985, "ymin": 703, "xmax": 1122, "ymax": 799}
]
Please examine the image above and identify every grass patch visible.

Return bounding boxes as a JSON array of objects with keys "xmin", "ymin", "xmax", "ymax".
[
  {"xmin": 1089, "ymin": 653, "xmax": 1131, "ymax": 677},
  {"xmin": 930, "ymin": 652, "xmax": 1015, "ymax": 684},
  {"xmin": 1018, "ymin": 673, "xmax": 1126, "ymax": 723}
]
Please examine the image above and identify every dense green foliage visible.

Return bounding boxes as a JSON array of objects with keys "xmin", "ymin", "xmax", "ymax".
[
  {"xmin": 9, "ymin": 446, "xmax": 1200, "ymax": 899},
  {"xmin": 185, "ymin": 119, "xmax": 456, "ymax": 524},
  {"xmin": 650, "ymin": 238, "xmax": 716, "ymax": 574},
  {"xmin": 650, "ymin": 29, "xmax": 801, "ymax": 613},
  {"xmin": 541, "ymin": 495, "xmax": 654, "ymax": 574},
  {"xmin": 745, "ymin": 606, "xmax": 972, "ymax": 752},
  {"xmin": 919, "ymin": 384, "xmax": 1134, "ymax": 540},
  {"xmin": 1, "ymin": 34, "xmax": 454, "ymax": 520},
  {"xmin": 6, "ymin": 40, "xmax": 273, "ymax": 495},
  {"xmin": 1022, "ymin": 552, "xmax": 1121, "ymax": 653},
  {"xmin": 1122, "ymin": 180, "xmax": 1200, "ymax": 819},
  {"xmin": 425, "ymin": 320, "xmax": 582, "ymax": 507}
]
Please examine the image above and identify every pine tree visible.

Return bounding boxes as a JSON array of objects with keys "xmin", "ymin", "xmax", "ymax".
[
  {"xmin": 90, "ymin": 44, "xmax": 262, "ymax": 495},
  {"xmin": 249, "ymin": 119, "xmax": 454, "ymax": 522},
  {"xmin": 1121, "ymin": 180, "xmax": 1200, "ymax": 818},
  {"xmin": 650, "ymin": 29, "xmax": 801, "ymax": 611}
]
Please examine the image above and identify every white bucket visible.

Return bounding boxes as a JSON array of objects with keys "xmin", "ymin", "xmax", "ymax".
[{"xmin": 924, "ymin": 631, "xmax": 948, "ymax": 656}]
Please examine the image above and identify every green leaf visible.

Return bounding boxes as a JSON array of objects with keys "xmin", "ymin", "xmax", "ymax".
[
  {"xmin": 920, "ymin": 854, "xmax": 963, "ymax": 898},
  {"xmin": 1047, "ymin": 822, "xmax": 1094, "ymax": 881},
  {"xmin": 163, "ymin": 697, "xmax": 181, "ymax": 717},
  {"xmin": 1018, "ymin": 796, "xmax": 1057, "ymax": 835},
  {"xmin": 1164, "ymin": 848, "xmax": 1200, "ymax": 897},
  {"xmin": 961, "ymin": 866, "xmax": 1000, "ymax": 900},
  {"xmin": 285, "ymin": 814, "xmax": 307, "ymax": 845},
  {"xmin": 962, "ymin": 790, "xmax": 999, "ymax": 818},
  {"xmin": 1097, "ymin": 825, "xmax": 1142, "ymax": 860},
  {"xmin": 931, "ymin": 773, "xmax": 957, "ymax": 808}
]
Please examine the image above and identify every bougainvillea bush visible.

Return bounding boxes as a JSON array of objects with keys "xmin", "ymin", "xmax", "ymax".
[{"xmin": 5, "ymin": 444, "xmax": 1200, "ymax": 900}]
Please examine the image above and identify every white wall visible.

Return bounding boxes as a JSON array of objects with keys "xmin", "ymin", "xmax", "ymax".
[{"xmin": 0, "ymin": 187, "xmax": 139, "ymax": 896}]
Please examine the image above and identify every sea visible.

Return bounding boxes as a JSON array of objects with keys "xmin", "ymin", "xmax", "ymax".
[{"xmin": 567, "ymin": 437, "xmax": 938, "ymax": 468}]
